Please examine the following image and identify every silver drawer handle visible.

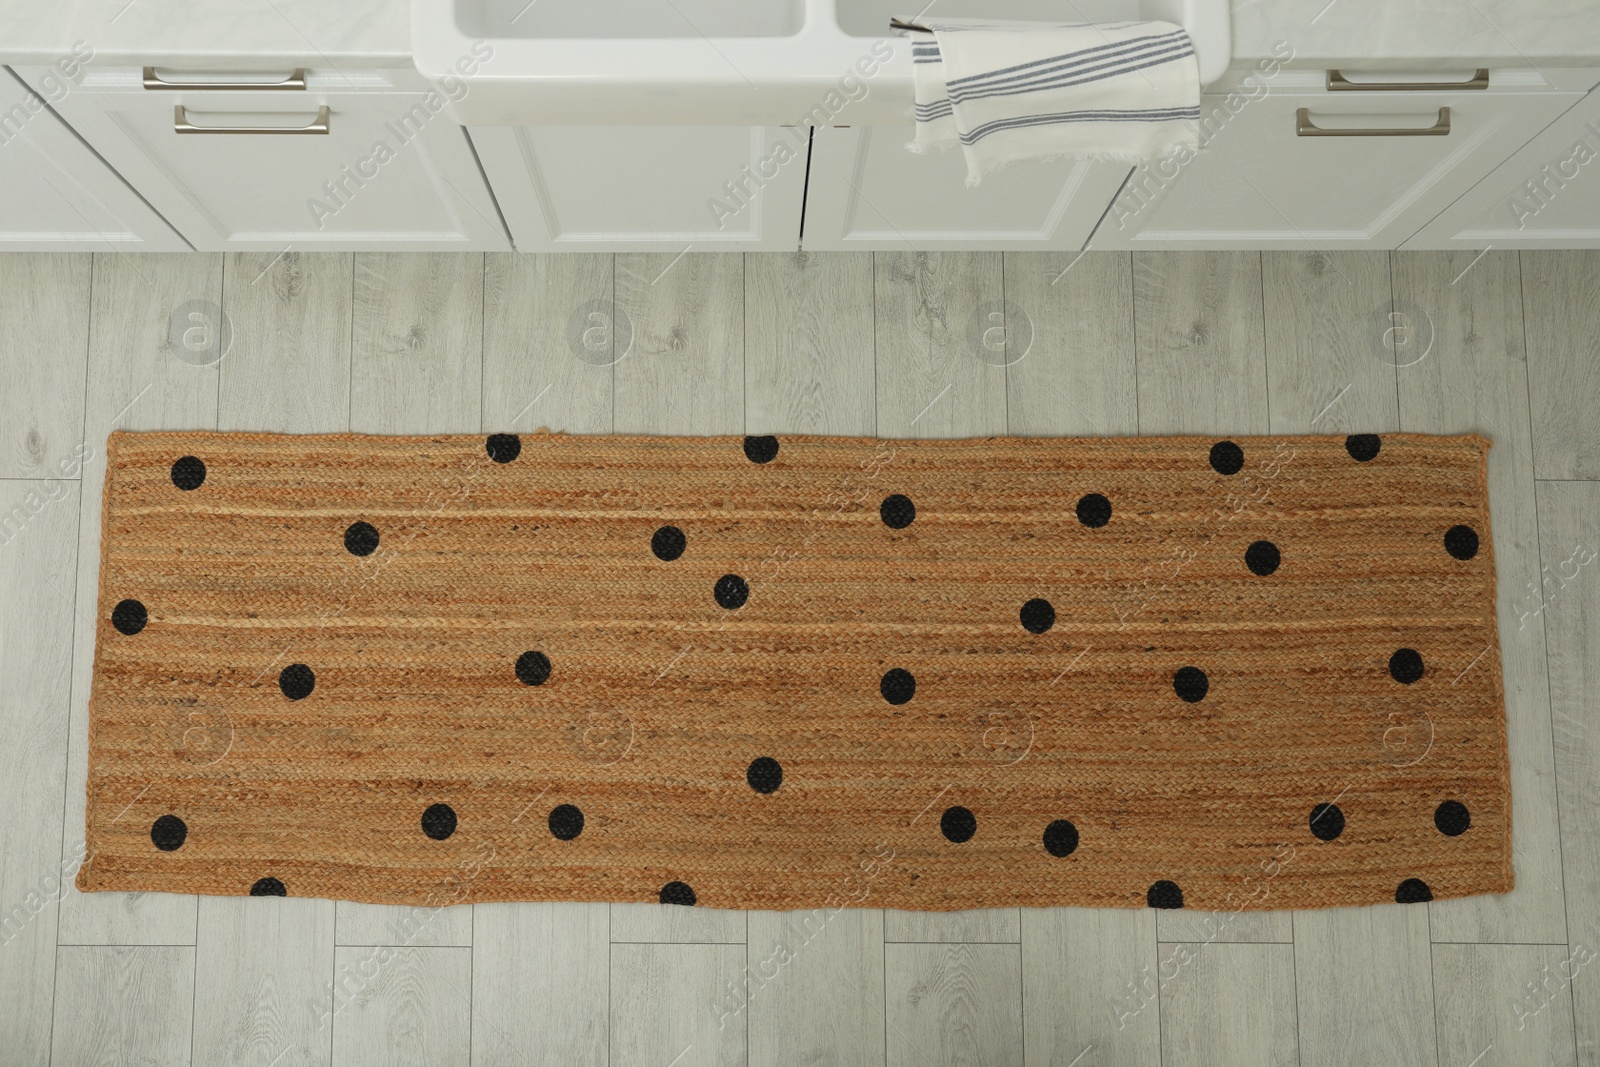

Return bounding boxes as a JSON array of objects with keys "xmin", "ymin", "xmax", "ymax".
[
  {"xmin": 174, "ymin": 104, "xmax": 330, "ymax": 134},
  {"xmin": 1296, "ymin": 106, "xmax": 1450, "ymax": 137},
  {"xmin": 145, "ymin": 67, "xmax": 307, "ymax": 91},
  {"xmin": 1327, "ymin": 69, "xmax": 1489, "ymax": 92}
]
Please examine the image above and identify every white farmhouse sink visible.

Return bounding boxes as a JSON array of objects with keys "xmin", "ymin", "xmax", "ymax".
[{"xmin": 417, "ymin": 0, "xmax": 1230, "ymax": 125}]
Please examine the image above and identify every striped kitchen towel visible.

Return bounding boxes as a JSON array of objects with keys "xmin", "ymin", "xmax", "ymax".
[{"xmin": 907, "ymin": 18, "xmax": 1201, "ymax": 185}]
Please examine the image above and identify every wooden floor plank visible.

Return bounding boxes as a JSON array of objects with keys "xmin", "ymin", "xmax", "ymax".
[
  {"xmin": 0, "ymin": 253, "xmax": 89, "ymax": 478},
  {"xmin": 1522, "ymin": 251, "xmax": 1600, "ymax": 480},
  {"xmin": 330, "ymin": 946, "xmax": 471, "ymax": 1067},
  {"xmin": 58, "ymin": 252, "xmax": 219, "ymax": 948},
  {"xmin": 334, "ymin": 903, "xmax": 471, "ymax": 949},
  {"xmin": 1260, "ymin": 251, "xmax": 1397, "ymax": 434},
  {"xmin": 885, "ymin": 943, "xmax": 1023, "ymax": 1067},
  {"xmin": 50, "ymin": 945, "xmax": 195, "ymax": 1067},
  {"xmin": 1393, "ymin": 250, "xmax": 1569, "ymax": 944},
  {"xmin": 1132, "ymin": 252, "xmax": 1268, "ymax": 436},
  {"xmin": 471, "ymin": 902, "xmax": 609, "ymax": 1066},
  {"xmin": 1291, "ymin": 906, "xmax": 1438, "ymax": 1066},
  {"xmin": 874, "ymin": 252, "xmax": 1007, "ymax": 439},
  {"xmin": 351, "ymin": 253, "xmax": 483, "ymax": 435},
  {"xmin": 191, "ymin": 895, "xmax": 337, "ymax": 1067},
  {"xmin": 1158, "ymin": 943, "xmax": 1297, "ymax": 1067},
  {"xmin": 610, "ymin": 943, "xmax": 746, "ymax": 1067},
  {"xmin": 1536, "ymin": 479, "xmax": 1600, "ymax": 1065},
  {"xmin": 610, "ymin": 903, "xmax": 745, "ymax": 946},
  {"xmin": 613, "ymin": 253, "xmax": 743, "ymax": 435},
  {"xmin": 0, "ymin": 479, "xmax": 81, "ymax": 1064},
  {"xmin": 1003, "ymin": 251, "xmax": 1138, "ymax": 438},
  {"xmin": 745, "ymin": 251, "xmax": 875, "ymax": 436},
  {"xmin": 1433, "ymin": 943, "xmax": 1578, "ymax": 1067},
  {"xmin": 884, "ymin": 909, "xmax": 1019, "ymax": 944},
  {"xmin": 482, "ymin": 252, "xmax": 613, "ymax": 435},
  {"xmin": 219, "ymin": 253, "xmax": 352, "ymax": 433},
  {"xmin": 1022, "ymin": 907, "xmax": 1161, "ymax": 1067},
  {"xmin": 746, "ymin": 908, "xmax": 886, "ymax": 1067}
]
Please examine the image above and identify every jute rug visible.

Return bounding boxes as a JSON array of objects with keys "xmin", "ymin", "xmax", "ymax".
[{"xmin": 81, "ymin": 430, "xmax": 1510, "ymax": 912}]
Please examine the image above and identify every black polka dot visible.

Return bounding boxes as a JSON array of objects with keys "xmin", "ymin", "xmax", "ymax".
[
  {"xmin": 516, "ymin": 650, "xmax": 552, "ymax": 686},
  {"xmin": 548, "ymin": 804, "xmax": 584, "ymax": 840},
  {"xmin": 1434, "ymin": 800, "xmax": 1471, "ymax": 837},
  {"xmin": 249, "ymin": 876, "xmax": 286, "ymax": 896},
  {"xmin": 421, "ymin": 803, "xmax": 457, "ymax": 840},
  {"xmin": 1019, "ymin": 598, "xmax": 1055, "ymax": 634},
  {"xmin": 940, "ymin": 806, "xmax": 976, "ymax": 843},
  {"xmin": 1245, "ymin": 540, "xmax": 1281, "ymax": 576},
  {"xmin": 170, "ymin": 455, "xmax": 206, "ymax": 491},
  {"xmin": 1309, "ymin": 803, "xmax": 1345, "ymax": 841},
  {"xmin": 486, "ymin": 433, "xmax": 521, "ymax": 464},
  {"xmin": 660, "ymin": 881, "xmax": 697, "ymax": 906},
  {"xmin": 1173, "ymin": 666, "xmax": 1209, "ymax": 703},
  {"xmin": 880, "ymin": 494, "xmax": 916, "ymax": 529},
  {"xmin": 743, "ymin": 435, "xmax": 779, "ymax": 464},
  {"xmin": 344, "ymin": 520, "xmax": 379, "ymax": 557},
  {"xmin": 651, "ymin": 525, "xmax": 686, "ymax": 561},
  {"xmin": 1076, "ymin": 493, "xmax": 1112, "ymax": 528},
  {"xmin": 1444, "ymin": 525, "xmax": 1479, "ymax": 561},
  {"xmin": 1043, "ymin": 819, "xmax": 1079, "ymax": 857},
  {"xmin": 1209, "ymin": 440, "xmax": 1244, "ymax": 475},
  {"xmin": 747, "ymin": 756, "xmax": 783, "ymax": 794},
  {"xmin": 278, "ymin": 663, "xmax": 315, "ymax": 700},
  {"xmin": 111, "ymin": 598, "xmax": 147, "ymax": 636},
  {"xmin": 1147, "ymin": 880, "xmax": 1184, "ymax": 909},
  {"xmin": 880, "ymin": 668, "xmax": 916, "ymax": 705},
  {"xmin": 1389, "ymin": 648, "xmax": 1424, "ymax": 685},
  {"xmin": 1346, "ymin": 434, "xmax": 1382, "ymax": 462},
  {"xmin": 714, "ymin": 574, "xmax": 750, "ymax": 610},
  {"xmin": 150, "ymin": 815, "xmax": 186, "ymax": 851},
  {"xmin": 1395, "ymin": 878, "xmax": 1433, "ymax": 904}
]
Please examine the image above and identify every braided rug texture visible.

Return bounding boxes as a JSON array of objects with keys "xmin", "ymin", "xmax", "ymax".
[{"xmin": 81, "ymin": 429, "xmax": 1510, "ymax": 912}]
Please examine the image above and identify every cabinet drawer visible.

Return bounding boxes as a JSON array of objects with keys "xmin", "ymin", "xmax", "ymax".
[
  {"xmin": 15, "ymin": 65, "xmax": 507, "ymax": 251},
  {"xmin": 1091, "ymin": 84, "xmax": 1584, "ymax": 250}
]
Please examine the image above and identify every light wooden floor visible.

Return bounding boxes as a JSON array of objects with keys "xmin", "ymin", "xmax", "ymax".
[{"xmin": 1, "ymin": 249, "xmax": 1596, "ymax": 1067}]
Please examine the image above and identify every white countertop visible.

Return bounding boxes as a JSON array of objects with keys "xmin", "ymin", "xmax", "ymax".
[
  {"xmin": 3, "ymin": 0, "xmax": 1598, "ymax": 73},
  {"xmin": 1230, "ymin": 0, "xmax": 1600, "ymax": 67},
  {"xmin": 0, "ymin": 0, "xmax": 408, "ymax": 67}
]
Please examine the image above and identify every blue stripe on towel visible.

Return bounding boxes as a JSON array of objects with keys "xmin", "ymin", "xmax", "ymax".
[
  {"xmin": 947, "ymin": 38, "xmax": 1194, "ymax": 103},
  {"xmin": 960, "ymin": 106, "xmax": 1202, "ymax": 145},
  {"xmin": 944, "ymin": 28, "xmax": 1188, "ymax": 90}
]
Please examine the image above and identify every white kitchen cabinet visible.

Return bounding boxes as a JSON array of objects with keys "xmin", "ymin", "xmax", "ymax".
[
  {"xmin": 802, "ymin": 124, "xmax": 1130, "ymax": 251},
  {"xmin": 1090, "ymin": 70, "xmax": 1586, "ymax": 250},
  {"xmin": 469, "ymin": 124, "xmax": 806, "ymax": 251},
  {"xmin": 0, "ymin": 66, "xmax": 186, "ymax": 250},
  {"xmin": 1405, "ymin": 83, "xmax": 1600, "ymax": 248},
  {"xmin": 15, "ymin": 65, "xmax": 507, "ymax": 251}
]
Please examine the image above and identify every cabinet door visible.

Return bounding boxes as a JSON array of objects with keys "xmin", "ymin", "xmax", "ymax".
[
  {"xmin": 20, "ymin": 66, "xmax": 507, "ymax": 251},
  {"xmin": 0, "ymin": 67, "xmax": 186, "ymax": 250},
  {"xmin": 469, "ymin": 124, "xmax": 806, "ymax": 251},
  {"xmin": 1090, "ymin": 82, "xmax": 1583, "ymax": 250},
  {"xmin": 1404, "ymin": 86, "xmax": 1600, "ymax": 248},
  {"xmin": 803, "ymin": 125, "xmax": 1129, "ymax": 251}
]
